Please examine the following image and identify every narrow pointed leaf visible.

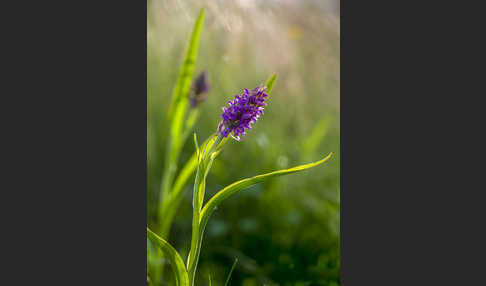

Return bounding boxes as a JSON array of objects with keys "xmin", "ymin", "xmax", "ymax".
[
  {"xmin": 180, "ymin": 109, "xmax": 200, "ymax": 145},
  {"xmin": 168, "ymin": 8, "xmax": 205, "ymax": 119},
  {"xmin": 193, "ymin": 133, "xmax": 200, "ymax": 159},
  {"xmin": 199, "ymin": 153, "xmax": 333, "ymax": 231},
  {"xmin": 147, "ymin": 227, "xmax": 189, "ymax": 286},
  {"xmin": 224, "ymin": 259, "xmax": 238, "ymax": 286},
  {"xmin": 264, "ymin": 74, "xmax": 276, "ymax": 94}
]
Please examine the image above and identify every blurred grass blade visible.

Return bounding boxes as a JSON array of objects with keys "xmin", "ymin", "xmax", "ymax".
[
  {"xmin": 168, "ymin": 8, "xmax": 205, "ymax": 119},
  {"xmin": 158, "ymin": 8, "xmax": 205, "ymax": 234},
  {"xmin": 147, "ymin": 227, "xmax": 189, "ymax": 286},
  {"xmin": 193, "ymin": 132, "xmax": 200, "ymax": 159},
  {"xmin": 147, "ymin": 238, "xmax": 164, "ymax": 284},
  {"xmin": 264, "ymin": 74, "xmax": 276, "ymax": 94},
  {"xmin": 224, "ymin": 259, "xmax": 238, "ymax": 286},
  {"xmin": 200, "ymin": 153, "xmax": 333, "ymax": 232},
  {"xmin": 181, "ymin": 109, "xmax": 200, "ymax": 145},
  {"xmin": 158, "ymin": 152, "xmax": 198, "ymax": 238},
  {"xmin": 208, "ymin": 273, "xmax": 212, "ymax": 286},
  {"xmin": 302, "ymin": 115, "xmax": 332, "ymax": 158}
]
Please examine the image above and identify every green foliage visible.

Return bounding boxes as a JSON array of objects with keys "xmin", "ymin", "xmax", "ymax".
[
  {"xmin": 158, "ymin": 7, "xmax": 206, "ymax": 238},
  {"xmin": 264, "ymin": 74, "xmax": 277, "ymax": 94},
  {"xmin": 187, "ymin": 127, "xmax": 333, "ymax": 286},
  {"xmin": 159, "ymin": 135, "xmax": 216, "ymax": 238},
  {"xmin": 302, "ymin": 115, "xmax": 333, "ymax": 159},
  {"xmin": 187, "ymin": 134, "xmax": 225, "ymax": 286},
  {"xmin": 200, "ymin": 153, "xmax": 333, "ymax": 236},
  {"xmin": 224, "ymin": 259, "xmax": 238, "ymax": 286},
  {"xmin": 148, "ymin": 2, "xmax": 340, "ymax": 286},
  {"xmin": 147, "ymin": 228, "xmax": 189, "ymax": 286},
  {"xmin": 168, "ymin": 8, "xmax": 205, "ymax": 120},
  {"xmin": 155, "ymin": 8, "xmax": 207, "ymax": 284},
  {"xmin": 186, "ymin": 74, "xmax": 279, "ymax": 286}
]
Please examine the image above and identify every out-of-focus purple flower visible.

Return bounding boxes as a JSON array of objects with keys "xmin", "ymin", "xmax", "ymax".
[
  {"xmin": 217, "ymin": 85, "xmax": 268, "ymax": 141},
  {"xmin": 190, "ymin": 71, "xmax": 210, "ymax": 107}
]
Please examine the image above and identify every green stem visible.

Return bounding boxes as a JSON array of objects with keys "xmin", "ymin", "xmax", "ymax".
[
  {"xmin": 186, "ymin": 135, "xmax": 223, "ymax": 286},
  {"xmin": 187, "ymin": 162, "xmax": 202, "ymax": 285},
  {"xmin": 159, "ymin": 134, "xmax": 214, "ymax": 239}
]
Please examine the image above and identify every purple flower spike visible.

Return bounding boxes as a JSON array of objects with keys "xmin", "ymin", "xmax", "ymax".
[
  {"xmin": 217, "ymin": 85, "xmax": 268, "ymax": 141},
  {"xmin": 190, "ymin": 70, "xmax": 210, "ymax": 108}
]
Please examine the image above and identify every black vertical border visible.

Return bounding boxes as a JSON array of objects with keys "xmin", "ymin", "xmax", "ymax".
[
  {"xmin": 2, "ymin": 0, "xmax": 147, "ymax": 284},
  {"xmin": 341, "ymin": 1, "xmax": 484, "ymax": 285}
]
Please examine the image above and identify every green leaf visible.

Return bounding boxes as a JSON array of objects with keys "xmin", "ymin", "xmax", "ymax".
[
  {"xmin": 187, "ymin": 134, "xmax": 224, "ymax": 286},
  {"xmin": 164, "ymin": 9, "xmax": 205, "ymax": 201},
  {"xmin": 168, "ymin": 8, "xmax": 205, "ymax": 120},
  {"xmin": 147, "ymin": 227, "xmax": 189, "ymax": 286},
  {"xmin": 155, "ymin": 8, "xmax": 205, "ymax": 283},
  {"xmin": 224, "ymin": 259, "xmax": 238, "ymax": 286},
  {"xmin": 193, "ymin": 132, "xmax": 200, "ymax": 159},
  {"xmin": 147, "ymin": 238, "xmax": 164, "ymax": 285},
  {"xmin": 264, "ymin": 73, "xmax": 276, "ymax": 94},
  {"xmin": 199, "ymin": 153, "xmax": 333, "ymax": 232}
]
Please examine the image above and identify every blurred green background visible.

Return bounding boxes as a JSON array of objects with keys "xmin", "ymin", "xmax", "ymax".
[{"xmin": 148, "ymin": 0, "xmax": 340, "ymax": 285}]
